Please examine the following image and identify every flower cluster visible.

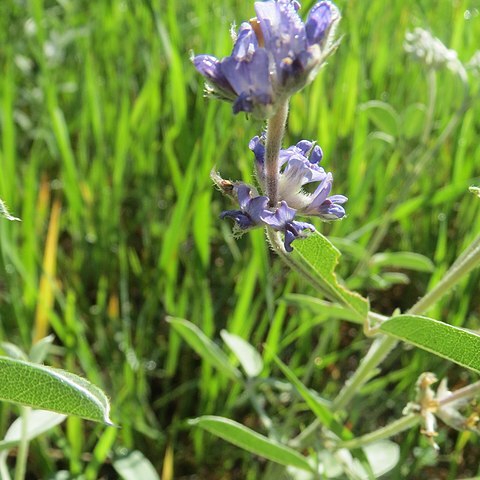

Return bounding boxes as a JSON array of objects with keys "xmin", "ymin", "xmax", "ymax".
[
  {"xmin": 404, "ymin": 373, "xmax": 480, "ymax": 450},
  {"xmin": 215, "ymin": 136, "xmax": 346, "ymax": 252},
  {"xmin": 195, "ymin": 0, "xmax": 346, "ymax": 252},
  {"xmin": 404, "ymin": 28, "xmax": 466, "ymax": 79},
  {"xmin": 193, "ymin": 0, "xmax": 340, "ymax": 118}
]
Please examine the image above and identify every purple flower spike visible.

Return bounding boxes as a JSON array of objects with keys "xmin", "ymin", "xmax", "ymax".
[
  {"xmin": 249, "ymin": 134, "xmax": 347, "ymax": 221},
  {"xmin": 193, "ymin": 0, "xmax": 340, "ymax": 118}
]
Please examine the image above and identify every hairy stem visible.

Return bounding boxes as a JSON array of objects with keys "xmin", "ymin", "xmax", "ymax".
[
  {"xmin": 352, "ymin": 76, "xmax": 471, "ymax": 277},
  {"xmin": 14, "ymin": 407, "xmax": 30, "ymax": 480},
  {"xmin": 336, "ymin": 414, "xmax": 420, "ymax": 450},
  {"xmin": 409, "ymin": 240, "xmax": 480, "ymax": 315},
  {"xmin": 332, "ymin": 336, "xmax": 397, "ymax": 411},
  {"xmin": 439, "ymin": 380, "xmax": 480, "ymax": 407},
  {"xmin": 265, "ymin": 101, "xmax": 289, "ymax": 206}
]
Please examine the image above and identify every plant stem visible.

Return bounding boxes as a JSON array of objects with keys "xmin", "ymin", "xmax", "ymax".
[
  {"xmin": 265, "ymin": 101, "xmax": 289, "ymax": 207},
  {"xmin": 421, "ymin": 68, "xmax": 437, "ymax": 145},
  {"xmin": 14, "ymin": 407, "xmax": 30, "ymax": 480},
  {"xmin": 408, "ymin": 240, "xmax": 480, "ymax": 315},
  {"xmin": 335, "ymin": 380, "xmax": 480, "ymax": 451},
  {"xmin": 336, "ymin": 414, "xmax": 420, "ymax": 450},
  {"xmin": 333, "ymin": 233, "xmax": 480, "ymax": 413},
  {"xmin": 351, "ymin": 75, "xmax": 471, "ymax": 278},
  {"xmin": 439, "ymin": 380, "xmax": 480, "ymax": 407},
  {"xmin": 332, "ymin": 336, "xmax": 397, "ymax": 411}
]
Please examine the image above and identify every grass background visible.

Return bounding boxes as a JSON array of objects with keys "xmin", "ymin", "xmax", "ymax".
[{"xmin": 0, "ymin": 0, "xmax": 479, "ymax": 478}]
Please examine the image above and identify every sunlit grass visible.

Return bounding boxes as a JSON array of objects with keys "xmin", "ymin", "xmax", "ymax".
[{"xmin": 0, "ymin": 0, "xmax": 479, "ymax": 477}]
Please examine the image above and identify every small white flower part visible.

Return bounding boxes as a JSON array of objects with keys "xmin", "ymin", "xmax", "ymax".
[{"xmin": 404, "ymin": 28, "xmax": 467, "ymax": 80}]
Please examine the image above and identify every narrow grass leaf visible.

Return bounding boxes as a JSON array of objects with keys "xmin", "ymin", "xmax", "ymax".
[
  {"xmin": 167, "ymin": 317, "xmax": 241, "ymax": 381},
  {"xmin": 34, "ymin": 198, "xmax": 62, "ymax": 343},
  {"xmin": 220, "ymin": 330, "xmax": 263, "ymax": 378},
  {"xmin": 189, "ymin": 416, "xmax": 314, "ymax": 473},
  {"xmin": 270, "ymin": 352, "xmax": 352, "ymax": 440},
  {"xmin": 293, "ymin": 232, "xmax": 369, "ymax": 321},
  {"xmin": 0, "ymin": 357, "xmax": 112, "ymax": 423},
  {"xmin": 379, "ymin": 315, "xmax": 480, "ymax": 373}
]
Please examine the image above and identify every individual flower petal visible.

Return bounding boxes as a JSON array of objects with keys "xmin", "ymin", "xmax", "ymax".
[
  {"xmin": 193, "ymin": 55, "xmax": 236, "ymax": 101},
  {"xmin": 221, "ymin": 48, "xmax": 273, "ymax": 114},
  {"xmin": 220, "ymin": 183, "xmax": 270, "ymax": 231},
  {"xmin": 306, "ymin": 1, "xmax": 334, "ymax": 46},
  {"xmin": 260, "ymin": 200, "xmax": 296, "ymax": 229},
  {"xmin": 284, "ymin": 220, "xmax": 315, "ymax": 251}
]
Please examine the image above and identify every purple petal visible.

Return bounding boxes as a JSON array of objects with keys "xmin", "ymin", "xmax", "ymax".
[
  {"xmin": 306, "ymin": 1, "xmax": 334, "ymax": 46},
  {"xmin": 260, "ymin": 201, "xmax": 296, "ymax": 229},
  {"xmin": 282, "ymin": 155, "xmax": 326, "ymax": 186},
  {"xmin": 306, "ymin": 173, "xmax": 333, "ymax": 209},
  {"xmin": 309, "ymin": 144, "xmax": 323, "ymax": 163},
  {"xmin": 193, "ymin": 55, "xmax": 236, "ymax": 97},
  {"xmin": 284, "ymin": 220, "xmax": 315, "ymax": 251},
  {"xmin": 221, "ymin": 49, "xmax": 273, "ymax": 114},
  {"xmin": 255, "ymin": 0, "xmax": 307, "ymax": 83},
  {"xmin": 317, "ymin": 200, "xmax": 346, "ymax": 219},
  {"xmin": 220, "ymin": 210, "xmax": 256, "ymax": 229},
  {"xmin": 249, "ymin": 136, "xmax": 265, "ymax": 165},
  {"xmin": 295, "ymin": 140, "xmax": 314, "ymax": 155},
  {"xmin": 327, "ymin": 194, "xmax": 348, "ymax": 204},
  {"xmin": 246, "ymin": 195, "xmax": 270, "ymax": 222},
  {"xmin": 232, "ymin": 22, "xmax": 259, "ymax": 60}
]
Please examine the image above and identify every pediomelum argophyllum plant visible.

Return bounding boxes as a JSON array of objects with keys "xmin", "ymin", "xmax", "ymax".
[
  {"xmin": 187, "ymin": 0, "xmax": 480, "ymax": 476},
  {"xmin": 194, "ymin": 0, "xmax": 346, "ymax": 252}
]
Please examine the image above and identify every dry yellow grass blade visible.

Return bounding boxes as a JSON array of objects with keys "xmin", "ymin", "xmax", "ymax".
[
  {"xmin": 161, "ymin": 442, "xmax": 174, "ymax": 480},
  {"xmin": 33, "ymin": 198, "xmax": 62, "ymax": 343}
]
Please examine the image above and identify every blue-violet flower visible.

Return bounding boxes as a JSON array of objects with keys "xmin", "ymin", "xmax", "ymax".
[
  {"xmin": 193, "ymin": 0, "xmax": 340, "ymax": 118},
  {"xmin": 250, "ymin": 135, "xmax": 347, "ymax": 220},
  {"xmin": 220, "ymin": 183, "xmax": 315, "ymax": 252},
  {"xmin": 216, "ymin": 136, "xmax": 346, "ymax": 251}
]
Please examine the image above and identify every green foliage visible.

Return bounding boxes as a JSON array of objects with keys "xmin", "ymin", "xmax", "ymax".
[
  {"xmin": 379, "ymin": 315, "xmax": 480, "ymax": 373},
  {"xmin": 0, "ymin": 357, "xmax": 112, "ymax": 424},
  {"xmin": 167, "ymin": 317, "xmax": 242, "ymax": 380},
  {"xmin": 190, "ymin": 416, "xmax": 315, "ymax": 473},
  {"xmin": 112, "ymin": 449, "xmax": 160, "ymax": 480},
  {"xmin": 293, "ymin": 232, "xmax": 369, "ymax": 321},
  {"xmin": 0, "ymin": 0, "xmax": 479, "ymax": 477}
]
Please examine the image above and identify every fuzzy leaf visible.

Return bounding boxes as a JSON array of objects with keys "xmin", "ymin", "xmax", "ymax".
[
  {"xmin": 379, "ymin": 315, "xmax": 480, "ymax": 373},
  {"xmin": 167, "ymin": 318, "xmax": 241, "ymax": 380},
  {"xmin": 271, "ymin": 353, "xmax": 352, "ymax": 440},
  {"xmin": 293, "ymin": 232, "xmax": 369, "ymax": 322},
  {"xmin": 113, "ymin": 450, "xmax": 160, "ymax": 480},
  {"xmin": 0, "ymin": 357, "xmax": 112, "ymax": 423},
  {"xmin": 371, "ymin": 252, "xmax": 434, "ymax": 272},
  {"xmin": 190, "ymin": 416, "xmax": 314, "ymax": 473},
  {"xmin": 220, "ymin": 330, "xmax": 263, "ymax": 378},
  {"xmin": 0, "ymin": 410, "xmax": 66, "ymax": 452}
]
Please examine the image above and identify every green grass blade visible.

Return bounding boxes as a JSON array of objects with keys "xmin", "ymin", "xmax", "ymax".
[
  {"xmin": 270, "ymin": 352, "xmax": 352, "ymax": 440},
  {"xmin": 167, "ymin": 317, "xmax": 242, "ymax": 381}
]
